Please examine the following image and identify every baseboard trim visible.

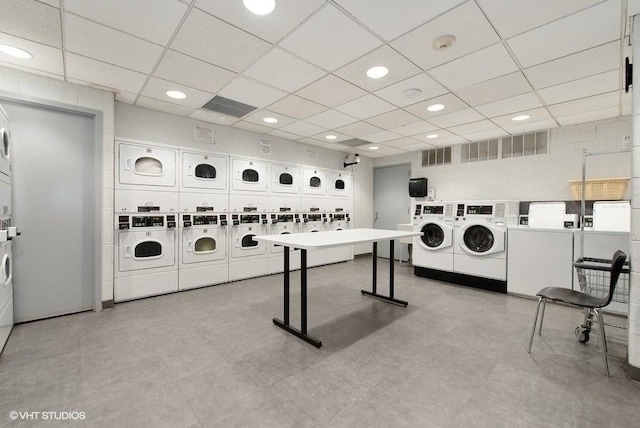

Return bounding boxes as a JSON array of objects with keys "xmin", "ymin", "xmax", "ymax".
[
  {"xmin": 414, "ymin": 266, "xmax": 507, "ymax": 294},
  {"xmin": 628, "ymin": 363, "xmax": 640, "ymax": 383},
  {"xmin": 354, "ymin": 253, "xmax": 372, "ymax": 259},
  {"xmin": 102, "ymin": 300, "xmax": 114, "ymax": 309}
]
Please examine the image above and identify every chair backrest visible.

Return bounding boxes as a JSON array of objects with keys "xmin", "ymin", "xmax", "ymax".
[{"xmin": 605, "ymin": 250, "xmax": 627, "ymax": 306}]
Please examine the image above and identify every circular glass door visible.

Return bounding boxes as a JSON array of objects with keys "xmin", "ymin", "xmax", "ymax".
[
  {"xmin": 420, "ymin": 223, "xmax": 445, "ymax": 248},
  {"xmin": 463, "ymin": 225, "xmax": 494, "ymax": 253}
]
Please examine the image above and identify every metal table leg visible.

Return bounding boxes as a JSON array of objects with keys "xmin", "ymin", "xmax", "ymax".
[{"xmin": 361, "ymin": 239, "xmax": 408, "ymax": 307}]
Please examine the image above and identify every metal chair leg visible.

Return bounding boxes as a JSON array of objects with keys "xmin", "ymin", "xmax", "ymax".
[
  {"xmin": 538, "ymin": 299, "xmax": 547, "ymax": 336},
  {"xmin": 595, "ymin": 309, "xmax": 610, "ymax": 377},
  {"xmin": 528, "ymin": 297, "xmax": 543, "ymax": 353}
]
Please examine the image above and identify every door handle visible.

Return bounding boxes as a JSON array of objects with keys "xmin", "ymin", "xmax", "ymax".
[
  {"xmin": 374, "ymin": 212, "xmax": 378, "ymax": 222},
  {"xmin": 187, "ymin": 241, "xmax": 192, "ymax": 252},
  {"xmin": 124, "ymin": 246, "xmax": 131, "ymax": 258}
]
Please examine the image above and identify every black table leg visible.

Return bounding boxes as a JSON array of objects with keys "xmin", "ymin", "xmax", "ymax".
[
  {"xmin": 273, "ymin": 248, "xmax": 322, "ymax": 348},
  {"xmin": 361, "ymin": 239, "xmax": 408, "ymax": 307},
  {"xmin": 372, "ymin": 241, "xmax": 377, "ymax": 293}
]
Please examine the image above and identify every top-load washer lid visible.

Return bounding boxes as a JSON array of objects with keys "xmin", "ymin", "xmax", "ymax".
[{"xmin": 463, "ymin": 225, "xmax": 494, "ymax": 253}]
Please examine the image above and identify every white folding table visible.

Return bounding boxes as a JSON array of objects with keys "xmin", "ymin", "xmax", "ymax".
[{"xmin": 254, "ymin": 228, "xmax": 421, "ymax": 348}]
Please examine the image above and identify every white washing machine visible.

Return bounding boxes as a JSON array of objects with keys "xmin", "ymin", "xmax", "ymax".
[
  {"xmin": 180, "ymin": 150, "xmax": 228, "ymax": 194},
  {"xmin": 116, "ymin": 139, "xmax": 177, "ymax": 191},
  {"xmin": 179, "ymin": 192, "xmax": 228, "ymax": 214},
  {"xmin": 0, "ymin": 240, "xmax": 13, "ymax": 352},
  {"xmin": 0, "ymin": 107, "xmax": 11, "ymax": 178},
  {"xmin": 270, "ymin": 162, "xmax": 301, "ymax": 195},
  {"xmin": 453, "ymin": 201, "xmax": 519, "ymax": 285},
  {"xmin": 302, "ymin": 210, "xmax": 329, "ymax": 267},
  {"xmin": 268, "ymin": 212, "xmax": 302, "ymax": 274},
  {"xmin": 302, "ymin": 168, "xmax": 327, "ymax": 196},
  {"xmin": 326, "ymin": 171, "xmax": 352, "ymax": 198},
  {"xmin": 114, "ymin": 213, "xmax": 178, "ymax": 302},
  {"xmin": 179, "ymin": 212, "xmax": 228, "ymax": 290},
  {"xmin": 228, "ymin": 212, "xmax": 269, "ymax": 281},
  {"xmin": 593, "ymin": 201, "xmax": 630, "ymax": 232},
  {"xmin": 230, "ymin": 157, "xmax": 268, "ymax": 193},
  {"xmin": 412, "ymin": 201, "xmax": 455, "ymax": 272}
]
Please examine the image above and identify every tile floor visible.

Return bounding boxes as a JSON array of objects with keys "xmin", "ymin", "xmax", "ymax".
[{"xmin": 1, "ymin": 257, "xmax": 639, "ymax": 427}]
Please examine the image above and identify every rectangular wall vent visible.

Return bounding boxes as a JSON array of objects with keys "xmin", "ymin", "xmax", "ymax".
[{"xmin": 201, "ymin": 95, "xmax": 258, "ymax": 118}]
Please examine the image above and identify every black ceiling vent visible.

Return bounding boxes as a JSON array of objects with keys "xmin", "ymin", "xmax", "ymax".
[
  {"xmin": 201, "ymin": 95, "xmax": 258, "ymax": 118},
  {"xmin": 341, "ymin": 138, "xmax": 369, "ymax": 148}
]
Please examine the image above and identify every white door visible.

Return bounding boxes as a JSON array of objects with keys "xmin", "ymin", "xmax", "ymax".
[
  {"xmin": 458, "ymin": 223, "xmax": 505, "ymax": 256},
  {"xmin": 231, "ymin": 158, "xmax": 268, "ymax": 193},
  {"xmin": 118, "ymin": 142, "xmax": 177, "ymax": 189},
  {"xmin": 5, "ymin": 101, "xmax": 95, "ymax": 322},
  {"xmin": 302, "ymin": 168, "xmax": 327, "ymax": 195},
  {"xmin": 181, "ymin": 151, "xmax": 227, "ymax": 192},
  {"xmin": 182, "ymin": 228, "xmax": 227, "ymax": 264},
  {"xmin": 373, "ymin": 164, "xmax": 411, "ymax": 260},
  {"xmin": 327, "ymin": 171, "xmax": 352, "ymax": 197},
  {"xmin": 118, "ymin": 230, "xmax": 176, "ymax": 271},
  {"xmin": 271, "ymin": 163, "xmax": 300, "ymax": 194}
]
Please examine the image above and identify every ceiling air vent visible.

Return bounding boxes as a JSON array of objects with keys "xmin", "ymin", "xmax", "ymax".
[
  {"xmin": 340, "ymin": 138, "xmax": 369, "ymax": 148},
  {"xmin": 201, "ymin": 95, "xmax": 257, "ymax": 118}
]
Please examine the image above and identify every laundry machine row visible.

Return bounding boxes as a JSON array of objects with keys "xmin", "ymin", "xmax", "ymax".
[{"xmin": 0, "ymin": 106, "xmax": 14, "ymax": 353}]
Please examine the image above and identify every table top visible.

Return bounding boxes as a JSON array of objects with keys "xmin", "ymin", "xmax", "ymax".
[{"xmin": 253, "ymin": 228, "xmax": 421, "ymax": 250}]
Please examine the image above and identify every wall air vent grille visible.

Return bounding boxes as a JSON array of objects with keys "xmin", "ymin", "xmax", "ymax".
[{"xmin": 201, "ymin": 96, "xmax": 258, "ymax": 118}]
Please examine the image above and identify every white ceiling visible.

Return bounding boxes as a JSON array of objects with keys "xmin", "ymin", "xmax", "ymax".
[{"xmin": 0, "ymin": 0, "xmax": 634, "ymax": 158}]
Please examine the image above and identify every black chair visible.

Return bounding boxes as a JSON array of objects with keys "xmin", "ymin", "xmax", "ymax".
[{"xmin": 527, "ymin": 250, "xmax": 627, "ymax": 377}]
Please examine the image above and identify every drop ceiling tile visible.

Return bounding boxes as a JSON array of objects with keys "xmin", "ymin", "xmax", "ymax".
[
  {"xmin": 501, "ymin": 118, "xmax": 558, "ymax": 134},
  {"xmin": 524, "ymin": 42, "xmax": 620, "ymax": 90},
  {"xmin": 428, "ymin": 108, "xmax": 485, "ymax": 128},
  {"xmin": 65, "ymin": 14, "xmax": 163, "ymax": 73},
  {"xmin": 391, "ymin": 120, "xmax": 439, "ymax": 136},
  {"xmin": 360, "ymin": 130, "xmax": 402, "ymax": 143},
  {"xmin": 67, "ymin": 53, "xmax": 146, "ymax": 94},
  {"xmin": 380, "ymin": 137, "xmax": 422, "ymax": 148},
  {"xmin": 195, "ymin": 0, "xmax": 324, "ymax": 43},
  {"xmin": 411, "ymin": 129, "xmax": 457, "ymax": 143},
  {"xmin": 65, "ymin": 0, "xmax": 187, "ymax": 45},
  {"xmin": 190, "ymin": 109, "xmax": 238, "ymax": 126},
  {"xmin": 140, "ymin": 77, "xmax": 213, "ymax": 108},
  {"xmin": 137, "ymin": 96, "xmax": 194, "ymax": 116},
  {"xmin": 309, "ymin": 131, "xmax": 352, "ymax": 143},
  {"xmin": 334, "ymin": 45, "xmax": 422, "ymax": 92},
  {"xmin": 373, "ymin": 73, "xmax": 448, "ymax": 107},
  {"xmin": 401, "ymin": 142, "xmax": 437, "ymax": 152},
  {"xmin": 556, "ymin": 106, "xmax": 619, "ymax": 126},
  {"xmin": 476, "ymin": 0, "xmax": 605, "ymax": 38},
  {"xmin": 462, "ymin": 129, "xmax": 508, "ymax": 141},
  {"xmin": 335, "ymin": 95, "xmax": 396, "ymax": 120},
  {"xmin": 491, "ymin": 107, "xmax": 553, "ymax": 128},
  {"xmin": 268, "ymin": 129, "xmax": 304, "ymax": 141},
  {"xmin": 454, "ymin": 72, "xmax": 532, "ymax": 107},
  {"xmin": 475, "ymin": 93, "xmax": 543, "ymax": 118},
  {"xmin": 298, "ymin": 138, "xmax": 350, "ymax": 151},
  {"xmin": 429, "ymin": 43, "xmax": 518, "ymax": 90},
  {"xmin": 507, "ymin": 1, "xmax": 621, "ymax": 68},
  {"xmin": 391, "ymin": 2, "xmax": 499, "ymax": 70},
  {"xmin": 449, "ymin": 120, "xmax": 499, "ymax": 136},
  {"xmin": 431, "ymin": 135, "xmax": 469, "ymax": 146},
  {"xmin": 115, "ymin": 91, "xmax": 137, "ymax": 104},
  {"xmin": 335, "ymin": 121, "xmax": 384, "ymax": 137},
  {"xmin": 538, "ymin": 70, "xmax": 620, "ymax": 105},
  {"xmin": 296, "ymin": 74, "xmax": 367, "ymax": 108},
  {"xmin": 334, "ymin": 0, "xmax": 466, "ymax": 41},
  {"xmin": 547, "ymin": 91, "xmax": 620, "ymax": 117},
  {"xmin": 267, "ymin": 95, "xmax": 327, "ymax": 119},
  {"xmin": 243, "ymin": 48, "xmax": 326, "ymax": 92},
  {"xmin": 306, "ymin": 109, "xmax": 358, "ymax": 129},
  {"xmin": 233, "ymin": 121, "xmax": 274, "ymax": 134},
  {"xmin": 354, "ymin": 144, "xmax": 404, "ymax": 156},
  {"xmin": 280, "ymin": 121, "xmax": 327, "ymax": 137},
  {"xmin": 242, "ymin": 110, "xmax": 298, "ymax": 129},
  {"xmin": 39, "ymin": 0, "xmax": 59, "ymax": 7},
  {"xmin": 279, "ymin": 4, "xmax": 382, "ymax": 71},
  {"xmin": 218, "ymin": 77, "xmax": 287, "ymax": 109},
  {"xmin": 0, "ymin": 0, "xmax": 62, "ymax": 47},
  {"xmin": 403, "ymin": 93, "xmax": 469, "ymax": 120},
  {"xmin": 0, "ymin": 33, "xmax": 63, "ymax": 75},
  {"xmin": 365, "ymin": 109, "xmax": 420, "ymax": 129},
  {"xmin": 154, "ymin": 50, "xmax": 237, "ymax": 94},
  {"xmin": 171, "ymin": 8, "xmax": 272, "ymax": 73}
]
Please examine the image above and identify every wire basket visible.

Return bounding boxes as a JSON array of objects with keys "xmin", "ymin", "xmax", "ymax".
[
  {"xmin": 568, "ymin": 178, "xmax": 629, "ymax": 200},
  {"xmin": 574, "ymin": 257, "xmax": 630, "ymax": 304}
]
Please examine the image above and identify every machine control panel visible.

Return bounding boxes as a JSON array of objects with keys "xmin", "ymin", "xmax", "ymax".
[
  {"xmin": 219, "ymin": 215, "xmax": 227, "ymax": 227},
  {"xmin": 261, "ymin": 214, "xmax": 268, "ymax": 225},
  {"xmin": 231, "ymin": 214, "xmax": 240, "ymax": 226},
  {"xmin": 466, "ymin": 205, "xmax": 493, "ymax": 215},
  {"xmin": 331, "ymin": 213, "xmax": 347, "ymax": 221},
  {"xmin": 193, "ymin": 215, "xmax": 217, "ymax": 226},
  {"xmin": 519, "ymin": 215, "xmax": 529, "ymax": 227},
  {"xmin": 131, "ymin": 215, "xmax": 164, "ymax": 228},
  {"xmin": 295, "ymin": 214, "xmax": 301, "ymax": 223},
  {"xmin": 423, "ymin": 205, "xmax": 444, "ymax": 215},
  {"xmin": 456, "ymin": 204, "xmax": 465, "ymax": 217},
  {"xmin": 182, "ymin": 214, "xmax": 192, "ymax": 228},
  {"xmin": 166, "ymin": 215, "xmax": 176, "ymax": 228},
  {"xmin": 414, "ymin": 204, "xmax": 422, "ymax": 216},
  {"xmin": 240, "ymin": 214, "xmax": 260, "ymax": 224},
  {"xmin": 276, "ymin": 214, "xmax": 294, "ymax": 223},
  {"xmin": 307, "ymin": 213, "xmax": 322, "ymax": 222},
  {"xmin": 243, "ymin": 207, "xmax": 258, "ymax": 212},
  {"xmin": 583, "ymin": 216, "xmax": 593, "ymax": 228},
  {"xmin": 137, "ymin": 206, "xmax": 160, "ymax": 212},
  {"xmin": 310, "ymin": 207, "xmax": 320, "ymax": 212},
  {"xmin": 196, "ymin": 206, "xmax": 214, "ymax": 212},
  {"xmin": 279, "ymin": 207, "xmax": 291, "ymax": 212}
]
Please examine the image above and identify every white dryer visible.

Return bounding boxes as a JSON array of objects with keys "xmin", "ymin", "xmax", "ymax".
[
  {"xmin": 231, "ymin": 157, "xmax": 268, "ymax": 193},
  {"xmin": 116, "ymin": 139, "xmax": 177, "ymax": 191},
  {"xmin": 0, "ymin": 107, "xmax": 11, "ymax": 178},
  {"xmin": 302, "ymin": 168, "xmax": 327, "ymax": 196},
  {"xmin": 453, "ymin": 201, "xmax": 519, "ymax": 287},
  {"xmin": 270, "ymin": 162, "xmax": 301, "ymax": 195},
  {"xmin": 268, "ymin": 212, "xmax": 302, "ymax": 274},
  {"xmin": 114, "ymin": 213, "xmax": 178, "ymax": 302},
  {"xmin": 179, "ymin": 212, "xmax": 228, "ymax": 290},
  {"xmin": 228, "ymin": 212, "xmax": 269, "ymax": 281},
  {"xmin": 0, "ymin": 241, "xmax": 13, "ymax": 352},
  {"xmin": 180, "ymin": 150, "xmax": 228, "ymax": 194},
  {"xmin": 327, "ymin": 171, "xmax": 352, "ymax": 198},
  {"xmin": 412, "ymin": 201, "xmax": 455, "ymax": 272}
]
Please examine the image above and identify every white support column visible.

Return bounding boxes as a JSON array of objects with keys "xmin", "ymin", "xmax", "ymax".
[{"xmin": 630, "ymin": 14, "xmax": 640, "ymax": 380}]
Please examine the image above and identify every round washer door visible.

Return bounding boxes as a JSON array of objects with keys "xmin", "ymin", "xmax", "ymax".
[
  {"xmin": 462, "ymin": 225, "xmax": 495, "ymax": 254},
  {"xmin": 421, "ymin": 223, "xmax": 445, "ymax": 248}
]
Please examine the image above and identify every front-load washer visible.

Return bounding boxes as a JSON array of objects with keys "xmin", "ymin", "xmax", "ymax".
[
  {"xmin": 0, "ymin": 107, "xmax": 11, "ymax": 178},
  {"xmin": 326, "ymin": 171, "xmax": 352, "ymax": 198},
  {"xmin": 452, "ymin": 201, "xmax": 519, "ymax": 291},
  {"xmin": 179, "ymin": 212, "xmax": 228, "ymax": 290},
  {"xmin": 114, "ymin": 213, "xmax": 178, "ymax": 302},
  {"xmin": 180, "ymin": 150, "xmax": 228, "ymax": 194},
  {"xmin": 302, "ymin": 168, "xmax": 327, "ymax": 196},
  {"xmin": 270, "ymin": 162, "xmax": 301, "ymax": 195},
  {"xmin": 0, "ymin": 240, "xmax": 12, "ymax": 352},
  {"xmin": 268, "ymin": 212, "xmax": 302, "ymax": 274},
  {"xmin": 412, "ymin": 201, "xmax": 455, "ymax": 272},
  {"xmin": 116, "ymin": 139, "xmax": 177, "ymax": 191},
  {"xmin": 228, "ymin": 212, "xmax": 269, "ymax": 281},
  {"xmin": 302, "ymin": 210, "xmax": 329, "ymax": 267},
  {"xmin": 231, "ymin": 157, "xmax": 268, "ymax": 193}
]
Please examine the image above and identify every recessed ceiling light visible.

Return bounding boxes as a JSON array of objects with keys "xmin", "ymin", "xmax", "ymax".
[
  {"xmin": 0, "ymin": 44, "xmax": 32, "ymax": 59},
  {"xmin": 243, "ymin": 0, "xmax": 276, "ymax": 15},
  {"xmin": 402, "ymin": 88, "xmax": 422, "ymax": 99},
  {"xmin": 427, "ymin": 103, "xmax": 445, "ymax": 112},
  {"xmin": 426, "ymin": 134, "xmax": 439, "ymax": 139},
  {"xmin": 366, "ymin": 66, "xmax": 389, "ymax": 79},
  {"xmin": 166, "ymin": 90, "xmax": 186, "ymax": 99},
  {"xmin": 325, "ymin": 135, "xmax": 338, "ymax": 140},
  {"xmin": 512, "ymin": 114, "xmax": 531, "ymax": 121},
  {"xmin": 368, "ymin": 146, "xmax": 379, "ymax": 150},
  {"xmin": 263, "ymin": 117, "xmax": 278, "ymax": 124}
]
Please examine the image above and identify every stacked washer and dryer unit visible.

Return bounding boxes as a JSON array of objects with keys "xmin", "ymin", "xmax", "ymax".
[{"xmin": 0, "ymin": 106, "xmax": 15, "ymax": 351}]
